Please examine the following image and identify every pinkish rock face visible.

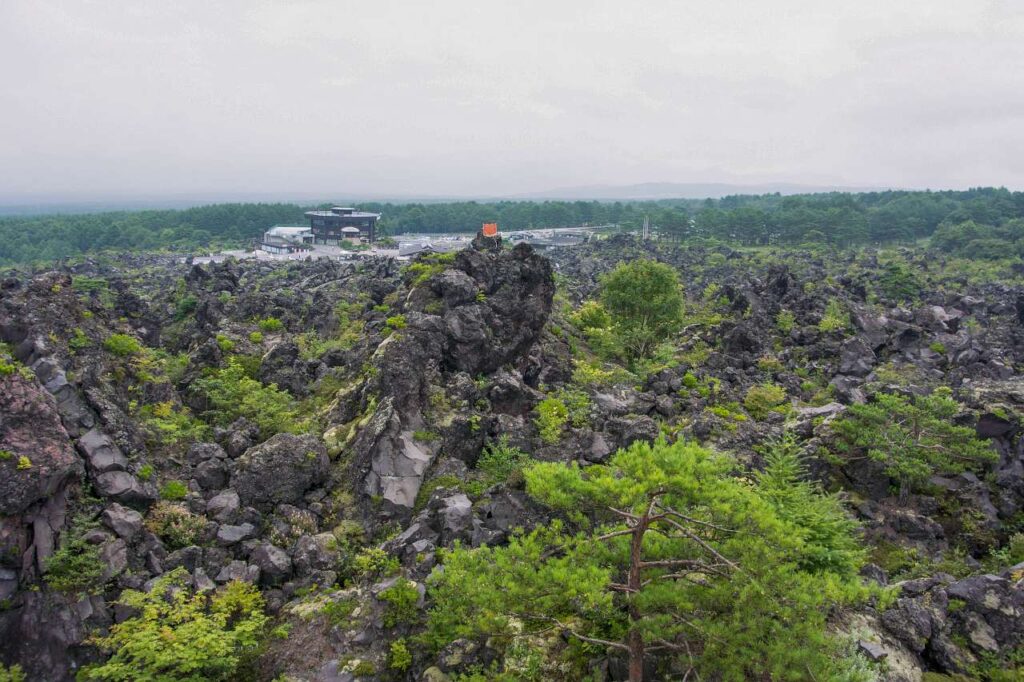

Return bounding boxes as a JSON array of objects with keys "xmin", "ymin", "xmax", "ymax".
[{"xmin": 0, "ymin": 373, "xmax": 82, "ymax": 517}]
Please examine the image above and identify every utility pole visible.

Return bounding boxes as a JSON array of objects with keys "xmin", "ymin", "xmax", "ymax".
[{"xmin": 642, "ymin": 215, "xmax": 650, "ymax": 240}]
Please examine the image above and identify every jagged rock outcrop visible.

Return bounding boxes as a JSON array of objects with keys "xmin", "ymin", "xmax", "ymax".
[
  {"xmin": 0, "ymin": 372, "xmax": 83, "ymax": 580},
  {"xmin": 348, "ymin": 240, "xmax": 555, "ymax": 522}
]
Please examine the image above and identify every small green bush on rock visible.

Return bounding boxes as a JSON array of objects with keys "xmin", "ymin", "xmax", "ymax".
[
  {"xmin": 78, "ymin": 568, "xmax": 268, "ymax": 681},
  {"xmin": 145, "ymin": 502, "xmax": 207, "ymax": 549},
  {"xmin": 103, "ymin": 333, "xmax": 142, "ymax": 357},
  {"xmin": 378, "ymin": 579, "xmax": 420, "ymax": 627}
]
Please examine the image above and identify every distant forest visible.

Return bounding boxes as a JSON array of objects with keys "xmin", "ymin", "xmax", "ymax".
[{"xmin": 2, "ymin": 187, "xmax": 1024, "ymax": 265}]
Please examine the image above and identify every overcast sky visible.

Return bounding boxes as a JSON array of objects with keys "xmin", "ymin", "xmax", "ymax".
[{"xmin": 2, "ymin": 0, "xmax": 1023, "ymax": 201}]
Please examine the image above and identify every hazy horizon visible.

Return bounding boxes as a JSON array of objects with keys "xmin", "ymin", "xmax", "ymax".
[{"xmin": 3, "ymin": 1, "xmax": 1024, "ymax": 200}]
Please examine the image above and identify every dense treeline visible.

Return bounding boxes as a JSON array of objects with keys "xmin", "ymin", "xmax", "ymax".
[
  {"xmin": 2, "ymin": 188, "xmax": 1024, "ymax": 265},
  {"xmin": 0, "ymin": 203, "xmax": 307, "ymax": 265}
]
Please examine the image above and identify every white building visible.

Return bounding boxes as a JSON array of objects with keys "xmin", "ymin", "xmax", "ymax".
[{"xmin": 259, "ymin": 225, "xmax": 313, "ymax": 254}]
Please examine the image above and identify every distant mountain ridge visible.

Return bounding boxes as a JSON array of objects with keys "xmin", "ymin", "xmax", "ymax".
[
  {"xmin": 0, "ymin": 182, "xmax": 908, "ymax": 215},
  {"xmin": 513, "ymin": 181, "xmax": 897, "ymax": 200}
]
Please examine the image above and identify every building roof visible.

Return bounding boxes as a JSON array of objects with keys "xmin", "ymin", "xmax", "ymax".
[
  {"xmin": 266, "ymin": 225, "xmax": 312, "ymax": 238},
  {"xmin": 398, "ymin": 240, "xmax": 435, "ymax": 257},
  {"xmin": 304, "ymin": 210, "xmax": 381, "ymax": 219}
]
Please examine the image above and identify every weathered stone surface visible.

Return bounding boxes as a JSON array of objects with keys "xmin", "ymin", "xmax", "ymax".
[
  {"xmin": 94, "ymin": 471, "xmax": 153, "ymax": 505},
  {"xmin": 77, "ymin": 428, "xmax": 128, "ymax": 474},
  {"xmin": 101, "ymin": 503, "xmax": 143, "ymax": 541},
  {"xmin": 206, "ymin": 489, "xmax": 240, "ymax": 523},
  {"xmin": 251, "ymin": 543, "xmax": 292, "ymax": 584},
  {"xmin": 186, "ymin": 442, "xmax": 227, "ymax": 464},
  {"xmin": 231, "ymin": 433, "xmax": 329, "ymax": 510},
  {"xmin": 0, "ymin": 590, "xmax": 89, "ymax": 681},
  {"xmin": 292, "ymin": 533, "xmax": 339, "ymax": 575},
  {"xmin": 98, "ymin": 538, "xmax": 128, "ymax": 582},
  {"xmin": 216, "ymin": 523, "xmax": 257, "ymax": 546},
  {"xmin": 0, "ymin": 373, "xmax": 82, "ymax": 517},
  {"xmin": 215, "ymin": 560, "xmax": 260, "ymax": 583},
  {"xmin": 194, "ymin": 458, "xmax": 227, "ymax": 490}
]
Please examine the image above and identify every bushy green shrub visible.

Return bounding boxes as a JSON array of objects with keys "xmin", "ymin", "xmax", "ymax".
[
  {"xmin": 0, "ymin": 664, "xmax": 25, "ymax": 682},
  {"xmin": 743, "ymin": 383, "xmax": 788, "ymax": 419},
  {"xmin": 192, "ymin": 357, "xmax": 300, "ymax": 436},
  {"xmin": 145, "ymin": 502, "xmax": 207, "ymax": 549},
  {"xmin": 257, "ymin": 317, "xmax": 283, "ymax": 332},
  {"xmin": 389, "ymin": 639, "xmax": 413, "ymax": 672},
  {"xmin": 44, "ymin": 517, "xmax": 106, "ymax": 593},
  {"xmin": 160, "ymin": 480, "xmax": 188, "ymax": 501},
  {"xmin": 139, "ymin": 401, "xmax": 210, "ymax": 446},
  {"xmin": 248, "ymin": 331, "xmax": 264, "ymax": 344},
  {"xmin": 570, "ymin": 300, "xmax": 612, "ymax": 331},
  {"xmin": 817, "ymin": 299, "xmax": 850, "ymax": 333},
  {"xmin": 833, "ymin": 388, "xmax": 997, "ymax": 497},
  {"xmin": 174, "ymin": 294, "xmax": 198, "ymax": 320},
  {"xmin": 69, "ymin": 328, "xmax": 91, "ymax": 351},
  {"xmin": 776, "ymin": 309, "xmax": 796, "ymax": 334},
  {"xmin": 378, "ymin": 579, "xmax": 420, "ymax": 627},
  {"xmin": 412, "ymin": 429, "xmax": 440, "ymax": 443},
  {"xmin": 876, "ymin": 260, "xmax": 922, "ymax": 302},
  {"xmin": 534, "ymin": 396, "xmax": 569, "ymax": 444},
  {"xmin": 385, "ymin": 314, "xmax": 407, "ymax": 330},
  {"xmin": 426, "ymin": 439, "xmax": 874, "ymax": 680},
  {"xmin": 78, "ymin": 568, "xmax": 268, "ymax": 681},
  {"xmin": 571, "ymin": 359, "xmax": 624, "ymax": 387},
  {"xmin": 103, "ymin": 333, "xmax": 142, "ymax": 357},
  {"xmin": 600, "ymin": 260, "xmax": 684, "ymax": 360},
  {"xmin": 477, "ymin": 436, "xmax": 530, "ymax": 485},
  {"xmin": 755, "ymin": 434, "xmax": 865, "ymax": 576},
  {"xmin": 404, "ymin": 252, "xmax": 457, "ymax": 286},
  {"xmin": 352, "ymin": 547, "xmax": 400, "ymax": 581},
  {"xmin": 215, "ymin": 334, "xmax": 235, "ymax": 352}
]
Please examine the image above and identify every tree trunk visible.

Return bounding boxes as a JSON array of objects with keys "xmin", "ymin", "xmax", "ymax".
[{"xmin": 627, "ymin": 510, "xmax": 650, "ymax": 682}]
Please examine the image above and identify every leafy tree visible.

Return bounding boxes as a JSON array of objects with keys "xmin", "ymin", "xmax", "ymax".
[
  {"xmin": 191, "ymin": 357, "xmax": 299, "ymax": 436},
  {"xmin": 426, "ymin": 439, "xmax": 872, "ymax": 681},
  {"xmin": 755, "ymin": 434, "xmax": 864, "ymax": 576},
  {"xmin": 79, "ymin": 568, "xmax": 268, "ymax": 681},
  {"xmin": 832, "ymin": 388, "xmax": 996, "ymax": 498},
  {"xmin": 599, "ymin": 260, "xmax": 684, "ymax": 361},
  {"xmin": 875, "ymin": 260, "xmax": 922, "ymax": 302}
]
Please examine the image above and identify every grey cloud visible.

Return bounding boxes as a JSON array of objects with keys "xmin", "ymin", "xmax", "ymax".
[{"xmin": 1, "ymin": 0, "xmax": 1022, "ymax": 200}]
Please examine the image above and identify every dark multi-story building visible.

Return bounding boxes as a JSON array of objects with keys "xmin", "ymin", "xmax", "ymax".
[{"xmin": 304, "ymin": 206, "xmax": 381, "ymax": 244}]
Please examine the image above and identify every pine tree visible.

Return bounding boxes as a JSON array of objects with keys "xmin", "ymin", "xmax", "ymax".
[{"xmin": 426, "ymin": 439, "xmax": 873, "ymax": 681}]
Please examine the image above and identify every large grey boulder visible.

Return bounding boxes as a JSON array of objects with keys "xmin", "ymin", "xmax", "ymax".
[
  {"xmin": 292, "ymin": 533, "xmax": 338, "ymax": 575},
  {"xmin": 206, "ymin": 489, "xmax": 240, "ymax": 523},
  {"xmin": 251, "ymin": 543, "xmax": 292, "ymax": 584},
  {"xmin": 215, "ymin": 560, "xmax": 260, "ymax": 583},
  {"xmin": 101, "ymin": 503, "xmax": 143, "ymax": 541},
  {"xmin": 231, "ymin": 433, "xmax": 329, "ymax": 510},
  {"xmin": 77, "ymin": 428, "xmax": 128, "ymax": 473},
  {"xmin": 215, "ymin": 523, "xmax": 257, "ymax": 546},
  {"xmin": 186, "ymin": 442, "xmax": 227, "ymax": 464},
  {"xmin": 439, "ymin": 494, "xmax": 473, "ymax": 543},
  {"xmin": 94, "ymin": 471, "xmax": 154, "ymax": 505},
  {"xmin": 194, "ymin": 458, "xmax": 227, "ymax": 490}
]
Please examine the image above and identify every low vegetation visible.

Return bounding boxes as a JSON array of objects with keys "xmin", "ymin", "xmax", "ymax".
[{"xmin": 78, "ymin": 569, "xmax": 269, "ymax": 681}]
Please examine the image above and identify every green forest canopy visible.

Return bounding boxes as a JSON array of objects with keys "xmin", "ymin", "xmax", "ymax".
[{"xmin": 2, "ymin": 187, "xmax": 1024, "ymax": 265}]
